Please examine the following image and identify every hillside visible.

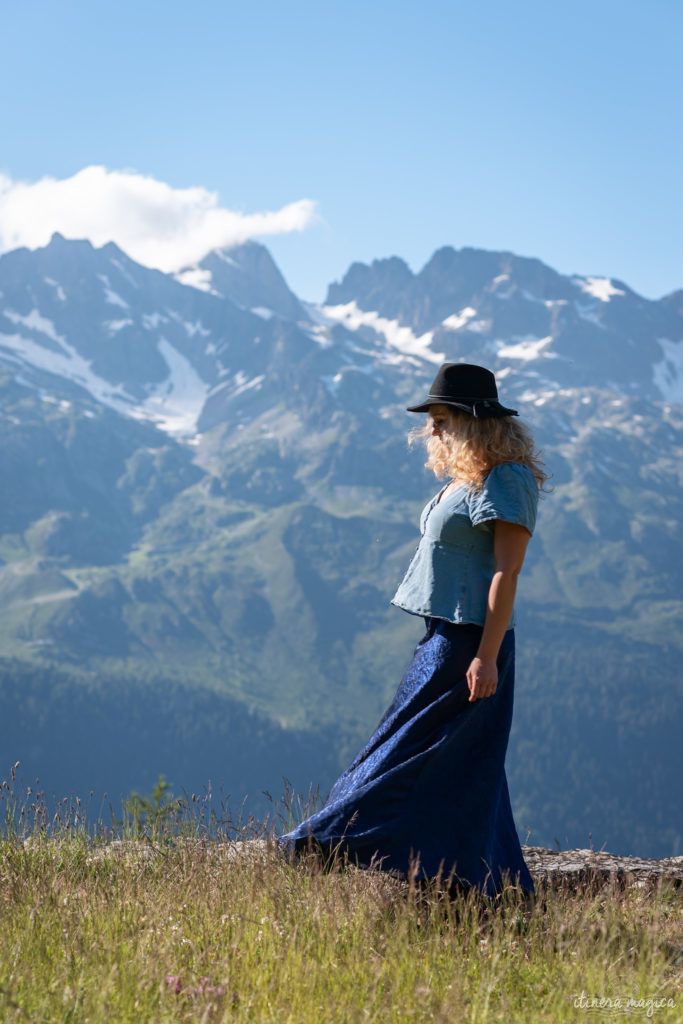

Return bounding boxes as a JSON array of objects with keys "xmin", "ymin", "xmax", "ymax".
[{"xmin": 1, "ymin": 234, "xmax": 681, "ymax": 855}]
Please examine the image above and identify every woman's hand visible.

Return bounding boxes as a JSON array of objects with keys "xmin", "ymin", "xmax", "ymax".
[{"xmin": 466, "ymin": 656, "xmax": 498, "ymax": 702}]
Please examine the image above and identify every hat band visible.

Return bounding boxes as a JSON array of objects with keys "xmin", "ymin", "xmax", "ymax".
[{"xmin": 425, "ymin": 393, "xmax": 498, "ymax": 403}]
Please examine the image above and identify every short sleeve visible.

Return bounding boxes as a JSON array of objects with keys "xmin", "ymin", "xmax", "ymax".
[{"xmin": 467, "ymin": 462, "xmax": 538, "ymax": 536}]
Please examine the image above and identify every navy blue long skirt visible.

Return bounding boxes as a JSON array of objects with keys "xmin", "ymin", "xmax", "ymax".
[{"xmin": 277, "ymin": 617, "xmax": 534, "ymax": 897}]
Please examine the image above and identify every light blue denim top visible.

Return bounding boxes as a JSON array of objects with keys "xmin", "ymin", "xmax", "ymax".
[{"xmin": 390, "ymin": 461, "xmax": 539, "ymax": 628}]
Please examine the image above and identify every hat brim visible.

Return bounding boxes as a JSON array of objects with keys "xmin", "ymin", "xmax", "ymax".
[{"xmin": 406, "ymin": 398, "xmax": 518, "ymax": 418}]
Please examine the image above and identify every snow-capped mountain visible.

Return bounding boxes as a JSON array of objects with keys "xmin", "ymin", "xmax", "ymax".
[
  {"xmin": 323, "ymin": 245, "xmax": 683, "ymax": 403},
  {"xmin": 0, "ymin": 232, "xmax": 303, "ymax": 438},
  {"xmin": 1, "ymin": 234, "xmax": 681, "ymax": 858},
  {"xmin": 2, "ymin": 233, "xmax": 681, "ymax": 446}
]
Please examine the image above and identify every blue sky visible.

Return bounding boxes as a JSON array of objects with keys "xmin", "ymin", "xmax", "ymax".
[{"xmin": 2, "ymin": 0, "xmax": 681, "ymax": 302}]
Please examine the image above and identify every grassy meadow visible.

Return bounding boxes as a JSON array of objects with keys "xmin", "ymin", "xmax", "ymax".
[{"xmin": 0, "ymin": 769, "xmax": 680, "ymax": 1023}]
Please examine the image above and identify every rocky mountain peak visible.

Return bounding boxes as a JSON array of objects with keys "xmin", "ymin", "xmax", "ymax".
[
  {"xmin": 325, "ymin": 255, "xmax": 413, "ymax": 312},
  {"xmin": 191, "ymin": 240, "xmax": 310, "ymax": 323}
]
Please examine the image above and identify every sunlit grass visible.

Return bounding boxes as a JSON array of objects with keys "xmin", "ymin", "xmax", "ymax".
[{"xmin": 0, "ymin": 766, "xmax": 680, "ymax": 1023}]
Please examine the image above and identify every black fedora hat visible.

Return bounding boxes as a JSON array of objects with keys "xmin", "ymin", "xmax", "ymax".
[{"xmin": 406, "ymin": 362, "xmax": 518, "ymax": 419}]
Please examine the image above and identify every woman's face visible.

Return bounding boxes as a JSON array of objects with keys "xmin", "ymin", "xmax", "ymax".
[{"xmin": 428, "ymin": 404, "xmax": 453, "ymax": 438}]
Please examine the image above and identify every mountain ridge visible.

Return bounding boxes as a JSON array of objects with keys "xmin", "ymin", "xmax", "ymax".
[{"xmin": 0, "ymin": 233, "xmax": 681, "ymax": 857}]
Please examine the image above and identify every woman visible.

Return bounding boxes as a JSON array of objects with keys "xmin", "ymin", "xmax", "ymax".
[{"xmin": 277, "ymin": 362, "xmax": 550, "ymax": 898}]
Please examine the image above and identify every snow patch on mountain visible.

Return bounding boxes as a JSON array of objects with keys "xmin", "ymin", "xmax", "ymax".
[
  {"xmin": 465, "ymin": 319, "xmax": 491, "ymax": 334},
  {"xmin": 575, "ymin": 302, "xmax": 607, "ymax": 329},
  {"xmin": 97, "ymin": 274, "xmax": 129, "ymax": 309},
  {"xmin": 140, "ymin": 338, "xmax": 210, "ymax": 435},
  {"xmin": 183, "ymin": 319, "xmax": 211, "ymax": 338},
  {"xmin": 443, "ymin": 307, "xmax": 477, "ymax": 330},
  {"xmin": 518, "ymin": 388, "xmax": 558, "ymax": 407},
  {"xmin": 300, "ymin": 305, "xmax": 335, "ymax": 347},
  {"xmin": 4, "ymin": 308, "xmax": 63, "ymax": 343},
  {"xmin": 233, "ymin": 372, "xmax": 264, "ymax": 397},
  {"xmin": 495, "ymin": 335, "xmax": 556, "ymax": 361},
  {"xmin": 109, "ymin": 257, "xmax": 140, "ymax": 289},
  {"xmin": 44, "ymin": 278, "xmax": 66, "ymax": 301},
  {"xmin": 208, "ymin": 372, "xmax": 264, "ymax": 401},
  {"xmin": 174, "ymin": 268, "xmax": 214, "ymax": 293},
  {"xmin": 143, "ymin": 313, "xmax": 168, "ymax": 330},
  {"xmin": 321, "ymin": 372, "xmax": 341, "ymax": 397},
  {"xmin": 214, "ymin": 251, "xmax": 239, "ymax": 267},
  {"xmin": 653, "ymin": 338, "xmax": 683, "ymax": 404},
  {"xmin": 320, "ymin": 301, "xmax": 444, "ymax": 364},
  {"xmin": 104, "ymin": 319, "xmax": 134, "ymax": 333},
  {"xmin": 0, "ymin": 321, "xmax": 208, "ymax": 437},
  {"xmin": 521, "ymin": 290, "xmax": 568, "ymax": 309},
  {"xmin": 574, "ymin": 276, "xmax": 626, "ymax": 302},
  {"xmin": 0, "ymin": 328, "xmax": 132, "ymax": 410},
  {"xmin": 321, "ymin": 362, "xmax": 377, "ymax": 398},
  {"xmin": 303, "ymin": 323, "xmax": 333, "ymax": 348}
]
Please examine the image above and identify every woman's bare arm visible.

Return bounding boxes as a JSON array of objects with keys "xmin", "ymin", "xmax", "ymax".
[{"xmin": 466, "ymin": 520, "xmax": 532, "ymax": 702}]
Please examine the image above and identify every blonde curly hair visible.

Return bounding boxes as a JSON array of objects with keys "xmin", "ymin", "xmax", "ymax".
[{"xmin": 408, "ymin": 405, "xmax": 552, "ymax": 492}]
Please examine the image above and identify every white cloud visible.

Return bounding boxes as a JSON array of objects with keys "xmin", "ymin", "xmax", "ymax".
[{"xmin": 0, "ymin": 165, "xmax": 318, "ymax": 272}]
